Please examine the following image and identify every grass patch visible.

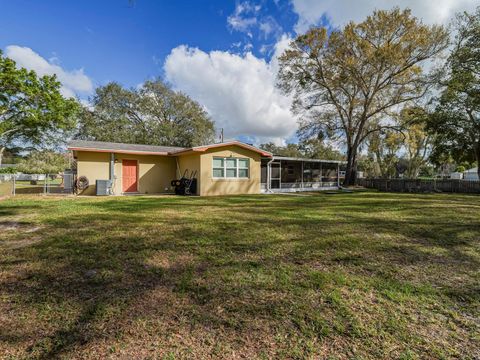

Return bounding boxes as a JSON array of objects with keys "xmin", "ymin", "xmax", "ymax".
[
  {"xmin": 0, "ymin": 181, "xmax": 12, "ymax": 197},
  {"xmin": 0, "ymin": 192, "xmax": 479, "ymax": 358}
]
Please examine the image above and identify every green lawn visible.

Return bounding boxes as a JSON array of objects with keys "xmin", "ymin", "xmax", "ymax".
[
  {"xmin": 0, "ymin": 181, "xmax": 12, "ymax": 197},
  {"xmin": 0, "ymin": 192, "xmax": 478, "ymax": 359}
]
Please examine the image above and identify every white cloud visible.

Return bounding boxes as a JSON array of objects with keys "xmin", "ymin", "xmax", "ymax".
[
  {"xmin": 164, "ymin": 34, "xmax": 296, "ymax": 145},
  {"xmin": 259, "ymin": 16, "xmax": 283, "ymax": 39},
  {"xmin": 227, "ymin": 1, "xmax": 260, "ymax": 35},
  {"xmin": 227, "ymin": 2, "xmax": 284, "ymax": 44},
  {"xmin": 5, "ymin": 45, "xmax": 93, "ymax": 98},
  {"xmin": 291, "ymin": 0, "xmax": 478, "ymax": 33}
]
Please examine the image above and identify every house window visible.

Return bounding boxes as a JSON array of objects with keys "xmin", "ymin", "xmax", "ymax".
[
  {"xmin": 212, "ymin": 158, "xmax": 224, "ymax": 178},
  {"xmin": 238, "ymin": 158, "xmax": 249, "ymax": 178},
  {"xmin": 212, "ymin": 157, "xmax": 249, "ymax": 179},
  {"xmin": 226, "ymin": 158, "xmax": 237, "ymax": 178}
]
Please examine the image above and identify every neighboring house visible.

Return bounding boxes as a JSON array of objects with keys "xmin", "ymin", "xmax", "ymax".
[
  {"xmin": 450, "ymin": 171, "xmax": 464, "ymax": 180},
  {"xmin": 464, "ymin": 168, "xmax": 479, "ymax": 181},
  {"xmin": 68, "ymin": 140, "xmax": 342, "ymax": 196}
]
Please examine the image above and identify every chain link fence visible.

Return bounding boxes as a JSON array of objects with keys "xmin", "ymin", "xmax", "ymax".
[{"xmin": 0, "ymin": 171, "xmax": 76, "ymax": 197}]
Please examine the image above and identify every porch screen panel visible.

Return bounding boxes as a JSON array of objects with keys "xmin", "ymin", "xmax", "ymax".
[
  {"xmin": 271, "ymin": 164, "xmax": 280, "ymax": 179},
  {"xmin": 303, "ymin": 162, "xmax": 313, "ymax": 183},
  {"xmin": 281, "ymin": 161, "xmax": 301, "ymax": 184},
  {"xmin": 322, "ymin": 162, "xmax": 338, "ymax": 186},
  {"xmin": 311, "ymin": 162, "xmax": 322, "ymax": 182}
]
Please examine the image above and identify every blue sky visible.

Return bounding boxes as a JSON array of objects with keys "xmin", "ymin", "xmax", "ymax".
[
  {"xmin": 0, "ymin": 1, "xmax": 295, "ymax": 88},
  {"xmin": 1, "ymin": 0, "xmax": 477, "ymax": 144}
]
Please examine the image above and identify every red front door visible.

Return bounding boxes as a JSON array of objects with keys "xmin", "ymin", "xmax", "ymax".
[{"xmin": 122, "ymin": 160, "xmax": 138, "ymax": 192}]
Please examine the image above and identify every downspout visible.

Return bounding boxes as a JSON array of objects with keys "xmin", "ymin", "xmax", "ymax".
[
  {"xmin": 109, "ymin": 152, "xmax": 115, "ymax": 194},
  {"xmin": 266, "ymin": 157, "xmax": 274, "ymax": 193}
]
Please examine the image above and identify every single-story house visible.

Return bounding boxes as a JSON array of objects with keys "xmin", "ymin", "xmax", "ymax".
[
  {"xmin": 450, "ymin": 171, "xmax": 464, "ymax": 180},
  {"xmin": 68, "ymin": 140, "xmax": 343, "ymax": 196},
  {"xmin": 464, "ymin": 167, "xmax": 479, "ymax": 181}
]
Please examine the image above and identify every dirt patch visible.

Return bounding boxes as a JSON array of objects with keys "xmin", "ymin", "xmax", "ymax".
[
  {"xmin": 25, "ymin": 226, "xmax": 42, "ymax": 233},
  {"xmin": 4, "ymin": 236, "xmax": 43, "ymax": 249},
  {"xmin": 145, "ymin": 251, "xmax": 195, "ymax": 270},
  {"xmin": 0, "ymin": 221, "xmax": 43, "ymax": 249},
  {"xmin": 0, "ymin": 221, "xmax": 21, "ymax": 231},
  {"xmin": 0, "ymin": 221, "xmax": 42, "ymax": 233}
]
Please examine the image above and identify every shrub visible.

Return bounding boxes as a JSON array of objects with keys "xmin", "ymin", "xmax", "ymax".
[
  {"xmin": 17, "ymin": 150, "xmax": 70, "ymax": 174},
  {"xmin": 0, "ymin": 166, "xmax": 18, "ymax": 174}
]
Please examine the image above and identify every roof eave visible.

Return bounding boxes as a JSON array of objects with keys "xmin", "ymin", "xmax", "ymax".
[
  {"xmin": 67, "ymin": 140, "xmax": 273, "ymax": 158},
  {"xmin": 171, "ymin": 141, "xmax": 272, "ymax": 157},
  {"xmin": 67, "ymin": 147, "xmax": 170, "ymax": 156}
]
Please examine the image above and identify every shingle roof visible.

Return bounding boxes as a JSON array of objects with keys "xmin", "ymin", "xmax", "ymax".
[
  {"xmin": 173, "ymin": 140, "xmax": 272, "ymax": 157},
  {"xmin": 68, "ymin": 139, "xmax": 272, "ymax": 157},
  {"xmin": 68, "ymin": 140, "xmax": 186, "ymax": 154}
]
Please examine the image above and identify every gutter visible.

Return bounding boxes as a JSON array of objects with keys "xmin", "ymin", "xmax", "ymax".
[
  {"xmin": 266, "ymin": 157, "xmax": 275, "ymax": 193},
  {"xmin": 67, "ymin": 147, "xmax": 170, "ymax": 156},
  {"xmin": 109, "ymin": 153, "xmax": 115, "ymax": 195}
]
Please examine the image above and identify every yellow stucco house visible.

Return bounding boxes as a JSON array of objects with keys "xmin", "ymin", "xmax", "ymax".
[{"xmin": 68, "ymin": 140, "xmax": 343, "ymax": 196}]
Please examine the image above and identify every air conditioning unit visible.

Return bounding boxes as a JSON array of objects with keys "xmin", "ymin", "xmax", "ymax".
[{"xmin": 96, "ymin": 180, "xmax": 112, "ymax": 196}]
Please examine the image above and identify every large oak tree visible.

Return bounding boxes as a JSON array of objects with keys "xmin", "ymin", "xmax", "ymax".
[
  {"xmin": 77, "ymin": 79, "xmax": 215, "ymax": 147},
  {"xmin": 277, "ymin": 8, "xmax": 448, "ymax": 185}
]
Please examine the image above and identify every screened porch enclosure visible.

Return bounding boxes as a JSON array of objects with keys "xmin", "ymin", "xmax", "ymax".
[{"xmin": 261, "ymin": 157, "xmax": 342, "ymax": 192}]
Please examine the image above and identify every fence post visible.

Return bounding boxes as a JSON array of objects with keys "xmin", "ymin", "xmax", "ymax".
[
  {"xmin": 44, "ymin": 175, "xmax": 47, "ymax": 195},
  {"xmin": 12, "ymin": 176, "xmax": 15, "ymax": 196}
]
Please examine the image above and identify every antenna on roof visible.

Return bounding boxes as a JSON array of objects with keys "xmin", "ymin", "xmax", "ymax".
[{"xmin": 219, "ymin": 128, "xmax": 224, "ymax": 143}]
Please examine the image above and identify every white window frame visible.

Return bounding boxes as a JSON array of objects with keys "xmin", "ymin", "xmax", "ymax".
[
  {"xmin": 212, "ymin": 158, "xmax": 225, "ymax": 178},
  {"xmin": 212, "ymin": 157, "xmax": 250, "ymax": 179},
  {"xmin": 238, "ymin": 158, "xmax": 249, "ymax": 178}
]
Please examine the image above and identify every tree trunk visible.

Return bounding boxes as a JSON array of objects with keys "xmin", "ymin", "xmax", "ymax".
[
  {"xmin": 475, "ymin": 142, "xmax": 480, "ymax": 180},
  {"xmin": 0, "ymin": 147, "xmax": 4, "ymax": 167},
  {"xmin": 343, "ymin": 145, "xmax": 357, "ymax": 186}
]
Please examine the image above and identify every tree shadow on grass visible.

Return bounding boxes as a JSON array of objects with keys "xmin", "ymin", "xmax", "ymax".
[{"xmin": 1, "ymin": 214, "xmax": 196, "ymax": 358}]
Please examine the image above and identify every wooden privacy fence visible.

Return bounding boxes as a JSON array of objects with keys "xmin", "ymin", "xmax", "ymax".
[{"xmin": 357, "ymin": 178, "xmax": 480, "ymax": 194}]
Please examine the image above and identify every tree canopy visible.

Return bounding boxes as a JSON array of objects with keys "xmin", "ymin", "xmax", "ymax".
[
  {"xmin": 278, "ymin": 8, "xmax": 449, "ymax": 184},
  {"xmin": 400, "ymin": 107, "xmax": 433, "ymax": 178},
  {"xmin": 366, "ymin": 129, "xmax": 403, "ymax": 178},
  {"xmin": 428, "ymin": 7, "xmax": 480, "ymax": 177},
  {"xmin": 76, "ymin": 80, "xmax": 216, "ymax": 147},
  {"xmin": 17, "ymin": 150, "xmax": 70, "ymax": 174},
  {"xmin": 260, "ymin": 139, "xmax": 344, "ymax": 160},
  {"xmin": 0, "ymin": 51, "xmax": 79, "ymax": 165}
]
